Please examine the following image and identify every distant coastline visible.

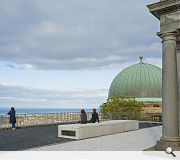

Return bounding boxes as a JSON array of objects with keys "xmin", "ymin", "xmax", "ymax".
[{"xmin": 0, "ymin": 108, "xmax": 99, "ymax": 115}]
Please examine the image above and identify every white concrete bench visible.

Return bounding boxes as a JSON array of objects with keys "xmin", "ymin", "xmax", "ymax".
[{"xmin": 58, "ymin": 120, "xmax": 138, "ymax": 140}]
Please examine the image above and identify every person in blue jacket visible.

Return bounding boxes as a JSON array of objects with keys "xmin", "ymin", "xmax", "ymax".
[{"xmin": 7, "ymin": 107, "xmax": 16, "ymax": 130}]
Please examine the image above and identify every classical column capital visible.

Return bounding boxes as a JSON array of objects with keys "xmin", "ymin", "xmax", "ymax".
[{"xmin": 157, "ymin": 32, "xmax": 177, "ymax": 42}]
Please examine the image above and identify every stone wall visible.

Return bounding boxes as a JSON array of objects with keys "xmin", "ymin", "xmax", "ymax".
[{"xmin": 0, "ymin": 112, "xmax": 92, "ymax": 129}]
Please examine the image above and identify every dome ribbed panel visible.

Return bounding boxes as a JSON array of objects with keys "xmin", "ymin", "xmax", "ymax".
[{"xmin": 108, "ymin": 62, "xmax": 162, "ymax": 98}]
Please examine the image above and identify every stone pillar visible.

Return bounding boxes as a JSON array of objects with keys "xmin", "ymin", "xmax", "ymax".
[
  {"xmin": 147, "ymin": 0, "xmax": 180, "ymax": 151},
  {"xmin": 161, "ymin": 32, "xmax": 179, "ymax": 139},
  {"xmin": 155, "ymin": 32, "xmax": 180, "ymax": 150},
  {"xmin": 176, "ymin": 39, "xmax": 180, "ymax": 135}
]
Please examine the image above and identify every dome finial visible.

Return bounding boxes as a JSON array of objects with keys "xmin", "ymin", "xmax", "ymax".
[{"xmin": 139, "ymin": 56, "xmax": 143, "ymax": 63}]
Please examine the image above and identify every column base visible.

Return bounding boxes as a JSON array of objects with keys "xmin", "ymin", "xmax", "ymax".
[{"xmin": 154, "ymin": 136, "xmax": 180, "ymax": 151}]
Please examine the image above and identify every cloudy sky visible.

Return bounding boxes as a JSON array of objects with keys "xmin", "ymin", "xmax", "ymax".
[{"xmin": 0, "ymin": 0, "xmax": 161, "ymax": 109}]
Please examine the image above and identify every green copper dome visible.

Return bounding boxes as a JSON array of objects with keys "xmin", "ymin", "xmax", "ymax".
[{"xmin": 108, "ymin": 57, "xmax": 162, "ymax": 98}]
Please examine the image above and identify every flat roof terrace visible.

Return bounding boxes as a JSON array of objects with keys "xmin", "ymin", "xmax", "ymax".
[
  {"xmin": 0, "ymin": 122, "xmax": 162, "ymax": 151},
  {"xmin": 0, "ymin": 124, "xmax": 74, "ymax": 151},
  {"xmin": 29, "ymin": 126, "xmax": 162, "ymax": 151}
]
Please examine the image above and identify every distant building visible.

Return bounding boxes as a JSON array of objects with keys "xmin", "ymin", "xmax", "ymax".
[{"xmin": 108, "ymin": 56, "xmax": 162, "ymax": 121}]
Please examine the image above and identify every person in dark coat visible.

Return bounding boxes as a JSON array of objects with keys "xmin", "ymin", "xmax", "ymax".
[
  {"xmin": 90, "ymin": 108, "xmax": 100, "ymax": 123},
  {"xmin": 7, "ymin": 107, "xmax": 16, "ymax": 130},
  {"xmin": 79, "ymin": 109, "xmax": 87, "ymax": 124}
]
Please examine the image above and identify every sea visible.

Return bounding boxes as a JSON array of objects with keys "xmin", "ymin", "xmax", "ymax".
[{"xmin": 0, "ymin": 108, "xmax": 99, "ymax": 115}]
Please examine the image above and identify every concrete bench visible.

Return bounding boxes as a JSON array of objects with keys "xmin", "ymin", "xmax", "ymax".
[{"xmin": 58, "ymin": 120, "xmax": 138, "ymax": 140}]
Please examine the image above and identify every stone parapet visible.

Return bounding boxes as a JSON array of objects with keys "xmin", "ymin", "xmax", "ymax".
[{"xmin": 0, "ymin": 112, "xmax": 92, "ymax": 129}]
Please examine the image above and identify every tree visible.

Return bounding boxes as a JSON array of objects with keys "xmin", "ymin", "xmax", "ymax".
[{"xmin": 100, "ymin": 96, "xmax": 144, "ymax": 120}]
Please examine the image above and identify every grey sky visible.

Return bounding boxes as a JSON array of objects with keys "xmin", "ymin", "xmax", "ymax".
[
  {"xmin": 0, "ymin": 0, "xmax": 161, "ymax": 109},
  {"xmin": 0, "ymin": 0, "xmax": 160, "ymax": 70}
]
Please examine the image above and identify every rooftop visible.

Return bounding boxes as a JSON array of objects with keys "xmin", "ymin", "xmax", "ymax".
[
  {"xmin": 29, "ymin": 126, "xmax": 162, "ymax": 151},
  {"xmin": 0, "ymin": 122, "xmax": 161, "ymax": 151}
]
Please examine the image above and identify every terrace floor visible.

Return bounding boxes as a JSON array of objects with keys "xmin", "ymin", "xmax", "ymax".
[
  {"xmin": 0, "ymin": 125, "xmax": 74, "ymax": 151},
  {"xmin": 29, "ymin": 126, "xmax": 162, "ymax": 151},
  {"xmin": 0, "ymin": 122, "xmax": 162, "ymax": 151}
]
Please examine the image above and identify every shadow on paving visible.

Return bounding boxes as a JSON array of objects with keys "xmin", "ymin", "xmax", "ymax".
[
  {"xmin": 0, "ymin": 125, "xmax": 75, "ymax": 151},
  {"xmin": 139, "ymin": 122, "xmax": 162, "ymax": 129}
]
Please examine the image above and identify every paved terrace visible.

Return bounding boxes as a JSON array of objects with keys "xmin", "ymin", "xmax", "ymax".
[
  {"xmin": 29, "ymin": 126, "xmax": 162, "ymax": 151},
  {"xmin": 0, "ymin": 125, "xmax": 74, "ymax": 151},
  {"xmin": 0, "ymin": 122, "xmax": 162, "ymax": 151}
]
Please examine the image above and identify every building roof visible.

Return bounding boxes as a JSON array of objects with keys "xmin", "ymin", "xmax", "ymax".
[{"xmin": 108, "ymin": 57, "xmax": 162, "ymax": 99}]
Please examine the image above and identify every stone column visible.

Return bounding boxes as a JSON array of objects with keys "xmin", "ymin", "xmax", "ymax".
[
  {"xmin": 160, "ymin": 32, "xmax": 179, "ymax": 141},
  {"xmin": 176, "ymin": 39, "xmax": 180, "ymax": 136},
  {"xmin": 147, "ymin": 0, "xmax": 180, "ymax": 151}
]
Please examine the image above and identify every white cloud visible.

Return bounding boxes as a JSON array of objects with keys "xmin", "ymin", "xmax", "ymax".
[{"xmin": 0, "ymin": 83, "xmax": 107, "ymax": 108}]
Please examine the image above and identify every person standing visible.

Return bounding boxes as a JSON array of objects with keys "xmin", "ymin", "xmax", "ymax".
[
  {"xmin": 79, "ymin": 109, "xmax": 87, "ymax": 124},
  {"xmin": 7, "ymin": 107, "xmax": 16, "ymax": 130},
  {"xmin": 90, "ymin": 108, "xmax": 100, "ymax": 123}
]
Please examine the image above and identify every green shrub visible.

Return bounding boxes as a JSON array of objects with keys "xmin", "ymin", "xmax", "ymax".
[{"xmin": 100, "ymin": 96, "xmax": 144, "ymax": 120}]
